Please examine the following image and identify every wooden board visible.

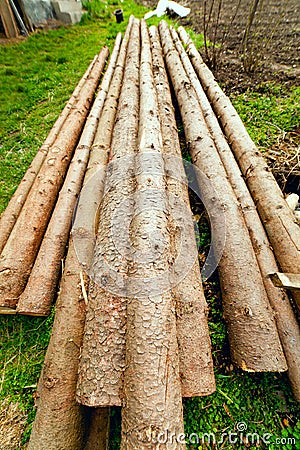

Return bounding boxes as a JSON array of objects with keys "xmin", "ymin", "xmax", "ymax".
[{"xmin": 0, "ymin": 0, "xmax": 19, "ymax": 37}]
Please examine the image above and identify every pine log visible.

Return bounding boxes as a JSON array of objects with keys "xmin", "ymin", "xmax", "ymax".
[
  {"xmin": 0, "ymin": 49, "xmax": 108, "ymax": 311},
  {"xmin": 121, "ymin": 20, "xmax": 185, "ymax": 449},
  {"xmin": 177, "ymin": 26, "xmax": 300, "ymax": 312},
  {"xmin": 149, "ymin": 25, "xmax": 215, "ymax": 397},
  {"xmin": 28, "ymin": 235, "xmax": 110, "ymax": 449},
  {"xmin": 27, "ymin": 237, "xmax": 89, "ymax": 450},
  {"xmin": 171, "ymin": 26, "xmax": 300, "ymax": 400},
  {"xmin": 76, "ymin": 17, "xmax": 139, "ymax": 407},
  {"xmin": 0, "ymin": 55, "xmax": 98, "ymax": 256},
  {"xmin": 17, "ymin": 37, "xmax": 122, "ymax": 316},
  {"xmin": 26, "ymin": 37, "xmax": 118, "ymax": 438},
  {"xmin": 159, "ymin": 20, "xmax": 287, "ymax": 373},
  {"xmin": 73, "ymin": 16, "xmax": 134, "ymax": 276}
]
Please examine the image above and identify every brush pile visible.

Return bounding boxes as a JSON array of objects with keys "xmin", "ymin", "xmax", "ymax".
[{"xmin": 0, "ymin": 15, "xmax": 299, "ymax": 449}]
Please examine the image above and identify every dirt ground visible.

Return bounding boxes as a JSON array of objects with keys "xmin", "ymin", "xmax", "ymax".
[
  {"xmin": 142, "ymin": 0, "xmax": 300, "ymax": 191},
  {"xmin": 142, "ymin": 0, "xmax": 300, "ymax": 93}
]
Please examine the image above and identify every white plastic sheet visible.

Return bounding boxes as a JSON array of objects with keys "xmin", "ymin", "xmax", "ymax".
[{"xmin": 144, "ymin": 0, "xmax": 191, "ymax": 20}]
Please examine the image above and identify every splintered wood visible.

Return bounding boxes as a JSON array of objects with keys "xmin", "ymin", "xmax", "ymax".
[{"xmin": 1, "ymin": 14, "xmax": 300, "ymax": 450}]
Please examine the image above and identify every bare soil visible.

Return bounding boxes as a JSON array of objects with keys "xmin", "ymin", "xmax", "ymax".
[
  {"xmin": 142, "ymin": 0, "xmax": 300, "ymax": 191},
  {"xmin": 142, "ymin": 0, "xmax": 300, "ymax": 93}
]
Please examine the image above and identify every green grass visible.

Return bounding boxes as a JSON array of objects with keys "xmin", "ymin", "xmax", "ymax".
[
  {"xmin": 0, "ymin": 2, "xmax": 299, "ymax": 448},
  {"xmin": 231, "ymin": 83, "xmax": 300, "ymax": 150}
]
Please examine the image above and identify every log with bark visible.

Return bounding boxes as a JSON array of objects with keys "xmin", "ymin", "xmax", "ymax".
[
  {"xmin": 27, "ymin": 237, "xmax": 89, "ymax": 450},
  {"xmin": 149, "ymin": 25, "xmax": 215, "ymax": 398},
  {"xmin": 26, "ymin": 34, "xmax": 128, "ymax": 446},
  {"xmin": 177, "ymin": 25, "xmax": 300, "ymax": 312},
  {"xmin": 16, "ymin": 36, "xmax": 122, "ymax": 316},
  {"xmin": 159, "ymin": 20, "xmax": 287, "ymax": 373},
  {"xmin": 121, "ymin": 20, "xmax": 185, "ymax": 449},
  {"xmin": 171, "ymin": 26, "xmax": 300, "ymax": 401},
  {"xmin": 0, "ymin": 55, "xmax": 98, "ymax": 256},
  {"xmin": 0, "ymin": 48, "xmax": 108, "ymax": 312},
  {"xmin": 73, "ymin": 15, "xmax": 134, "ymax": 276},
  {"xmin": 27, "ymin": 235, "xmax": 110, "ymax": 450},
  {"xmin": 76, "ymin": 17, "xmax": 138, "ymax": 408}
]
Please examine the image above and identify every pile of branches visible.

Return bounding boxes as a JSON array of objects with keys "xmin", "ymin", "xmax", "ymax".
[{"xmin": 0, "ymin": 16, "xmax": 299, "ymax": 449}]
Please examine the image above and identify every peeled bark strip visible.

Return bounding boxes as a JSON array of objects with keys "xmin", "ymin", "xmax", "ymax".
[
  {"xmin": 0, "ymin": 55, "xmax": 98, "ymax": 256},
  {"xmin": 17, "ymin": 38, "xmax": 122, "ymax": 316},
  {"xmin": 178, "ymin": 26, "xmax": 300, "ymax": 311},
  {"xmin": 159, "ymin": 20, "xmax": 287, "ymax": 373},
  {"xmin": 121, "ymin": 21, "xmax": 185, "ymax": 450},
  {"xmin": 27, "ymin": 237, "xmax": 89, "ymax": 450},
  {"xmin": 73, "ymin": 16, "xmax": 134, "ymax": 275},
  {"xmin": 171, "ymin": 27, "xmax": 300, "ymax": 399},
  {"xmin": 149, "ymin": 25, "xmax": 215, "ymax": 397},
  {"xmin": 0, "ymin": 48, "xmax": 108, "ymax": 310},
  {"xmin": 76, "ymin": 18, "xmax": 140, "ymax": 407}
]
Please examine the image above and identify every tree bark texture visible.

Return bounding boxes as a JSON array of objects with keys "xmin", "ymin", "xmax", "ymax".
[
  {"xmin": 76, "ymin": 17, "xmax": 139, "ymax": 408},
  {"xmin": 0, "ymin": 55, "xmax": 98, "ymax": 256},
  {"xmin": 171, "ymin": 26, "xmax": 300, "ymax": 400},
  {"xmin": 159, "ymin": 20, "xmax": 287, "ymax": 373},
  {"xmin": 177, "ymin": 25, "xmax": 300, "ymax": 312},
  {"xmin": 149, "ymin": 25, "xmax": 215, "ymax": 398},
  {"xmin": 0, "ymin": 48, "xmax": 108, "ymax": 310},
  {"xmin": 121, "ymin": 20, "xmax": 185, "ymax": 449},
  {"xmin": 17, "ymin": 38, "xmax": 122, "ymax": 316}
]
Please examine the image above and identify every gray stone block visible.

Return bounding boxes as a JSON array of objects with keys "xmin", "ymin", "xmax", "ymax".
[{"xmin": 51, "ymin": 0, "xmax": 84, "ymax": 24}]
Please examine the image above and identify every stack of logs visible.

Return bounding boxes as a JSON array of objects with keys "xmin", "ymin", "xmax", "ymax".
[{"xmin": 0, "ymin": 15, "xmax": 299, "ymax": 450}]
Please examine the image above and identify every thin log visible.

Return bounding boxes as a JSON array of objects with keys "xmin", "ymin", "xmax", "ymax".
[
  {"xmin": 73, "ymin": 15, "xmax": 134, "ymax": 276},
  {"xmin": 76, "ymin": 17, "xmax": 138, "ymax": 407},
  {"xmin": 149, "ymin": 25, "xmax": 215, "ymax": 397},
  {"xmin": 0, "ymin": 48, "xmax": 108, "ymax": 311},
  {"xmin": 178, "ymin": 25, "xmax": 300, "ymax": 311},
  {"xmin": 17, "ymin": 37, "xmax": 122, "ymax": 316},
  {"xmin": 121, "ymin": 20, "xmax": 185, "ymax": 449},
  {"xmin": 0, "ymin": 55, "xmax": 98, "ymax": 256},
  {"xmin": 159, "ymin": 20, "xmax": 287, "ymax": 373},
  {"xmin": 171, "ymin": 26, "xmax": 300, "ymax": 401},
  {"xmin": 27, "ymin": 38, "xmax": 117, "ymax": 440},
  {"xmin": 27, "ymin": 238, "xmax": 89, "ymax": 450}
]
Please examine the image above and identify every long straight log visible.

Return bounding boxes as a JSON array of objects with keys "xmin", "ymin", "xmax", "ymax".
[
  {"xmin": 27, "ymin": 235, "xmax": 110, "ymax": 449},
  {"xmin": 121, "ymin": 20, "xmax": 185, "ymax": 449},
  {"xmin": 27, "ymin": 237, "xmax": 89, "ymax": 450},
  {"xmin": 159, "ymin": 20, "xmax": 287, "ymax": 373},
  {"xmin": 73, "ymin": 15, "xmax": 134, "ymax": 276},
  {"xmin": 178, "ymin": 26, "xmax": 300, "ymax": 311},
  {"xmin": 171, "ymin": 27, "xmax": 300, "ymax": 400},
  {"xmin": 0, "ymin": 55, "xmax": 98, "ymax": 256},
  {"xmin": 26, "ymin": 36, "xmax": 122, "ymax": 443},
  {"xmin": 76, "ymin": 18, "xmax": 139, "ymax": 407},
  {"xmin": 16, "ymin": 38, "xmax": 122, "ymax": 316},
  {"xmin": 0, "ymin": 49, "xmax": 108, "ymax": 311},
  {"xmin": 149, "ymin": 25, "xmax": 215, "ymax": 397}
]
